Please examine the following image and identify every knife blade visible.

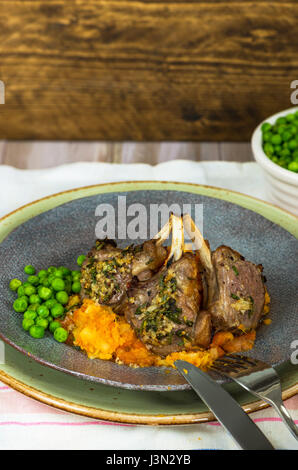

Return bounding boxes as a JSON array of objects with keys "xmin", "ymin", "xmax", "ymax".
[{"xmin": 175, "ymin": 360, "xmax": 274, "ymax": 450}]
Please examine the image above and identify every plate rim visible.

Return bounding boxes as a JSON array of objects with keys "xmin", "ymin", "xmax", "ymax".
[
  {"xmin": 0, "ymin": 180, "xmax": 297, "ymax": 423},
  {"xmin": 0, "ymin": 369, "xmax": 296, "ymax": 425},
  {"xmin": 1, "ymin": 179, "xmax": 297, "ymax": 227}
]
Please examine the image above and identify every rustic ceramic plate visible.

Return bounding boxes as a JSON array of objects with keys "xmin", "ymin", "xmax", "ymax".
[{"xmin": 0, "ymin": 182, "xmax": 297, "ymax": 422}]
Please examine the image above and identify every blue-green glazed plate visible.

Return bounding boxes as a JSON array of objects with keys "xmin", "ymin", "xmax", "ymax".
[{"xmin": 0, "ymin": 182, "xmax": 297, "ymax": 423}]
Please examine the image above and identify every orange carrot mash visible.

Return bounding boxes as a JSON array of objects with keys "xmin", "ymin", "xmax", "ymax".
[{"xmin": 70, "ymin": 299, "xmax": 260, "ymax": 370}]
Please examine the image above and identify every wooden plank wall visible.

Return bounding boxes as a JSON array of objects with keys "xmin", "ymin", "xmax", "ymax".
[{"xmin": 0, "ymin": 1, "xmax": 297, "ymax": 141}]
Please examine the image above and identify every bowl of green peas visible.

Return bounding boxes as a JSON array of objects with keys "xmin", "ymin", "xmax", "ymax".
[
  {"xmin": 252, "ymin": 106, "xmax": 298, "ymax": 215},
  {"xmin": 8, "ymin": 256, "xmax": 85, "ymax": 343}
]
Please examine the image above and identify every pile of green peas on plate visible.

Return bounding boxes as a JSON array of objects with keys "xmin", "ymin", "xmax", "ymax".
[
  {"xmin": 9, "ymin": 255, "xmax": 86, "ymax": 341},
  {"xmin": 261, "ymin": 110, "xmax": 298, "ymax": 173}
]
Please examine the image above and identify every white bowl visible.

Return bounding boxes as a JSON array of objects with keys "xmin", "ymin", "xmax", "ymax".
[{"xmin": 251, "ymin": 106, "xmax": 298, "ymax": 215}]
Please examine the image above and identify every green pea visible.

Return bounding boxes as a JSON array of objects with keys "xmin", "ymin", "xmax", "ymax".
[
  {"xmin": 270, "ymin": 134, "xmax": 282, "ymax": 145},
  {"xmin": 77, "ymin": 255, "xmax": 86, "ymax": 267},
  {"xmin": 44, "ymin": 298, "xmax": 57, "ymax": 309},
  {"xmin": 263, "ymin": 143, "xmax": 274, "ymax": 156},
  {"xmin": 282, "ymin": 131, "xmax": 292, "ymax": 142},
  {"xmin": 29, "ymin": 325, "xmax": 45, "ymax": 339},
  {"xmin": 274, "ymin": 145, "xmax": 282, "ymax": 154},
  {"xmin": 276, "ymin": 117, "xmax": 287, "ymax": 125},
  {"xmin": 58, "ymin": 266, "xmax": 71, "ymax": 277},
  {"xmin": 41, "ymin": 277, "xmax": 50, "ymax": 287},
  {"xmin": 49, "ymin": 321, "xmax": 61, "ymax": 333},
  {"xmin": 47, "ymin": 315, "xmax": 53, "ymax": 323},
  {"xmin": 29, "ymin": 294, "xmax": 42, "ymax": 305},
  {"xmin": 47, "ymin": 266, "xmax": 57, "ymax": 274},
  {"xmin": 73, "ymin": 275, "xmax": 81, "ymax": 284},
  {"xmin": 71, "ymin": 271, "xmax": 81, "ymax": 281},
  {"xmin": 36, "ymin": 317, "xmax": 49, "ymax": 329},
  {"xmin": 263, "ymin": 132, "xmax": 272, "ymax": 142},
  {"xmin": 53, "ymin": 270, "xmax": 64, "ymax": 279},
  {"xmin": 27, "ymin": 275, "xmax": 39, "ymax": 286},
  {"xmin": 286, "ymin": 113, "xmax": 295, "ymax": 122},
  {"xmin": 288, "ymin": 161, "xmax": 298, "ymax": 172},
  {"xmin": 38, "ymin": 286, "xmax": 52, "ymax": 301},
  {"xmin": 51, "ymin": 278, "xmax": 65, "ymax": 292},
  {"xmin": 24, "ymin": 285, "xmax": 36, "ymax": 297},
  {"xmin": 29, "ymin": 303, "xmax": 40, "ymax": 312},
  {"xmin": 51, "ymin": 303, "xmax": 64, "ymax": 318},
  {"xmin": 9, "ymin": 279, "xmax": 22, "ymax": 292},
  {"xmin": 261, "ymin": 122, "xmax": 271, "ymax": 132},
  {"xmin": 24, "ymin": 265, "xmax": 36, "ymax": 275},
  {"xmin": 13, "ymin": 298, "xmax": 28, "ymax": 313},
  {"xmin": 22, "ymin": 318, "xmax": 35, "ymax": 331},
  {"xmin": 37, "ymin": 305, "xmax": 50, "ymax": 318},
  {"xmin": 23, "ymin": 310, "xmax": 37, "ymax": 321},
  {"xmin": 47, "ymin": 274, "xmax": 56, "ymax": 284},
  {"xmin": 56, "ymin": 291, "xmax": 69, "ymax": 305},
  {"xmin": 288, "ymin": 139, "xmax": 297, "ymax": 150},
  {"xmin": 38, "ymin": 269, "xmax": 48, "ymax": 278},
  {"xmin": 17, "ymin": 285, "xmax": 26, "ymax": 297},
  {"xmin": 287, "ymin": 124, "xmax": 297, "ymax": 135},
  {"xmin": 72, "ymin": 281, "xmax": 81, "ymax": 294},
  {"xmin": 277, "ymin": 124, "xmax": 286, "ymax": 135},
  {"xmin": 54, "ymin": 327, "xmax": 68, "ymax": 343}
]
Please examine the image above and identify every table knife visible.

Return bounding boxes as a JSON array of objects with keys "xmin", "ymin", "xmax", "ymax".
[{"xmin": 175, "ymin": 360, "xmax": 274, "ymax": 450}]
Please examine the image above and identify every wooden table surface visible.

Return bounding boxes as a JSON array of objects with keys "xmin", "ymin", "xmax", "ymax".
[{"xmin": 0, "ymin": 141, "xmax": 252, "ymax": 168}]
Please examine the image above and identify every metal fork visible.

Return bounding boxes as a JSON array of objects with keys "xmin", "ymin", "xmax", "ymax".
[{"xmin": 211, "ymin": 354, "xmax": 298, "ymax": 440}]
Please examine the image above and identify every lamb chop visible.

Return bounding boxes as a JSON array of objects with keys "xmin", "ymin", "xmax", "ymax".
[
  {"xmin": 79, "ymin": 213, "xmax": 267, "ymax": 359},
  {"xmin": 183, "ymin": 214, "xmax": 266, "ymax": 332},
  {"xmin": 123, "ymin": 216, "xmax": 211, "ymax": 356},
  {"xmin": 80, "ymin": 225, "xmax": 169, "ymax": 312},
  {"xmin": 209, "ymin": 246, "xmax": 265, "ymax": 331}
]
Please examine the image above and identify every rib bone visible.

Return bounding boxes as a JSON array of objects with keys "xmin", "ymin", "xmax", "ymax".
[
  {"xmin": 153, "ymin": 217, "xmax": 172, "ymax": 246},
  {"xmin": 165, "ymin": 214, "xmax": 184, "ymax": 264},
  {"xmin": 182, "ymin": 213, "xmax": 216, "ymax": 308}
]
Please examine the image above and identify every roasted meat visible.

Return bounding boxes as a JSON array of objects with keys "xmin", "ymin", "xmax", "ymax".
[
  {"xmin": 124, "ymin": 252, "xmax": 205, "ymax": 356},
  {"xmin": 80, "ymin": 238, "xmax": 167, "ymax": 311},
  {"xmin": 79, "ymin": 214, "xmax": 268, "ymax": 359},
  {"xmin": 183, "ymin": 214, "xmax": 267, "ymax": 332},
  {"xmin": 208, "ymin": 246, "xmax": 266, "ymax": 331},
  {"xmin": 193, "ymin": 311, "xmax": 212, "ymax": 349}
]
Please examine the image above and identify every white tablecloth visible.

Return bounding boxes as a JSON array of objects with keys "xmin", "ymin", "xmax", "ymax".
[{"xmin": 0, "ymin": 160, "xmax": 297, "ymax": 450}]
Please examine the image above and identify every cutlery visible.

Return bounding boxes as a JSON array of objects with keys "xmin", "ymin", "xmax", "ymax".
[
  {"xmin": 175, "ymin": 360, "xmax": 275, "ymax": 450},
  {"xmin": 211, "ymin": 354, "xmax": 298, "ymax": 440}
]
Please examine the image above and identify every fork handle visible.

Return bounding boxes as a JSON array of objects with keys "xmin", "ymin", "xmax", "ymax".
[{"xmin": 270, "ymin": 400, "xmax": 298, "ymax": 440}]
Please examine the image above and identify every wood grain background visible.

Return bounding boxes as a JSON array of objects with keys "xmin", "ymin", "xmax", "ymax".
[{"xmin": 0, "ymin": 0, "xmax": 297, "ymax": 141}]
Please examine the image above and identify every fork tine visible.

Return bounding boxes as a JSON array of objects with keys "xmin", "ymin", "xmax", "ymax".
[
  {"xmin": 211, "ymin": 364, "xmax": 240, "ymax": 374},
  {"xmin": 215, "ymin": 354, "xmax": 258, "ymax": 368},
  {"xmin": 214, "ymin": 358, "xmax": 248, "ymax": 370},
  {"xmin": 212, "ymin": 356, "xmax": 260, "ymax": 375},
  {"xmin": 235, "ymin": 355, "xmax": 259, "ymax": 366},
  {"xmin": 212, "ymin": 361, "xmax": 246, "ymax": 373}
]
